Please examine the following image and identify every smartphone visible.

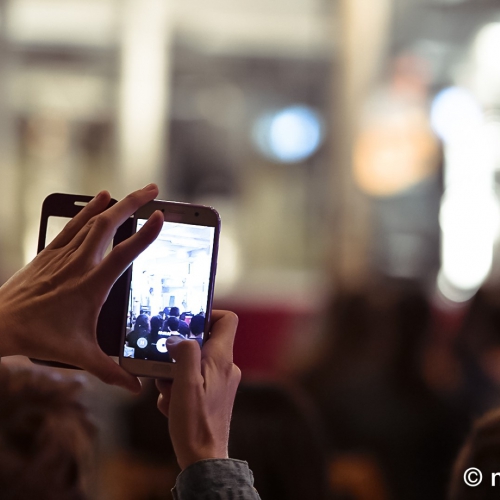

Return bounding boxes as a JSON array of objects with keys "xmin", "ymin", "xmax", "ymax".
[
  {"xmin": 119, "ymin": 200, "xmax": 220, "ymax": 379},
  {"xmin": 32, "ymin": 193, "xmax": 133, "ymax": 369}
]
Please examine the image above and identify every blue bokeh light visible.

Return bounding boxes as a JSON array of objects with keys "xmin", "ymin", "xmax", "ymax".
[
  {"xmin": 430, "ymin": 87, "xmax": 483, "ymax": 144},
  {"xmin": 254, "ymin": 105, "xmax": 323, "ymax": 163}
]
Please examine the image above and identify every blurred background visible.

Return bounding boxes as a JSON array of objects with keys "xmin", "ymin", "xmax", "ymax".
[{"xmin": 4, "ymin": 0, "xmax": 500, "ymax": 498}]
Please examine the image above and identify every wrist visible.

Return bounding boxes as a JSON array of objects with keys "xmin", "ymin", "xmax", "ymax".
[
  {"xmin": 174, "ymin": 459, "xmax": 257, "ymax": 499},
  {"xmin": 178, "ymin": 446, "xmax": 229, "ymax": 471}
]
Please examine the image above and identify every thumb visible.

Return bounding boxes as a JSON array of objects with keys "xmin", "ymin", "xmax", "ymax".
[
  {"xmin": 83, "ymin": 348, "xmax": 142, "ymax": 393},
  {"xmin": 167, "ymin": 337, "xmax": 202, "ymax": 381},
  {"xmin": 156, "ymin": 379, "xmax": 173, "ymax": 418}
]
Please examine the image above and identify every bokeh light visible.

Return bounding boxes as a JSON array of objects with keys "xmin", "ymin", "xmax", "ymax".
[
  {"xmin": 439, "ymin": 189, "xmax": 500, "ymax": 300},
  {"xmin": 430, "ymin": 87, "xmax": 483, "ymax": 144},
  {"xmin": 254, "ymin": 105, "xmax": 323, "ymax": 163},
  {"xmin": 474, "ymin": 23, "xmax": 500, "ymax": 77}
]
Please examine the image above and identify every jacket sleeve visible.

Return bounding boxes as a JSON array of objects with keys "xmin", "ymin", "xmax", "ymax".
[{"xmin": 172, "ymin": 458, "xmax": 261, "ymax": 500}]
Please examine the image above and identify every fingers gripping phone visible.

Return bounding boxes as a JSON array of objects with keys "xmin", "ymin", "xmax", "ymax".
[
  {"xmin": 119, "ymin": 200, "xmax": 220, "ymax": 379},
  {"xmin": 32, "ymin": 193, "xmax": 133, "ymax": 369}
]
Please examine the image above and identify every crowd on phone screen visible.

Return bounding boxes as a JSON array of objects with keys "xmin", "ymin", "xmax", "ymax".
[{"xmin": 126, "ymin": 306, "xmax": 205, "ymax": 360}]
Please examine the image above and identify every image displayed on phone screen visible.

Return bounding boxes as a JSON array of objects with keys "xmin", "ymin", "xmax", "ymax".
[{"xmin": 123, "ymin": 220, "xmax": 215, "ymax": 362}]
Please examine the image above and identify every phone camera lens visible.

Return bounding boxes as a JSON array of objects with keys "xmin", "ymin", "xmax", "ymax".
[{"xmin": 195, "ymin": 212, "xmax": 199, "ymax": 216}]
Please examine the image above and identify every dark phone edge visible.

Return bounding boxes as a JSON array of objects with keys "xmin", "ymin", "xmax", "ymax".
[
  {"xmin": 202, "ymin": 205, "xmax": 221, "ymax": 346},
  {"xmin": 30, "ymin": 193, "xmax": 130, "ymax": 370}
]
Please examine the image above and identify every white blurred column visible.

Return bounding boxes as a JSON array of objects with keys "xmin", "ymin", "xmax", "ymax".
[
  {"xmin": 436, "ymin": 23, "xmax": 500, "ymax": 302},
  {"xmin": 331, "ymin": 0, "xmax": 393, "ymax": 286},
  {"xmin": 118, "ymin": 0, "xmax": 171, "ymax": 197},
  {"xmin": 438, "ymin": 120, "xmax": 500, "ymax": 302},
  {"xmin": 0, "ymin": 29, "xmax": 21, "ymax": 276}
]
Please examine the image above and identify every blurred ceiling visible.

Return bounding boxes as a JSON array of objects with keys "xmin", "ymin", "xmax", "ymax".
[{"xmin": 4, "ymin": 0, "xmax": 335, "ymax": 59}]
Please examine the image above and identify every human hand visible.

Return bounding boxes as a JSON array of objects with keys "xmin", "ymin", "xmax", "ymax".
[
  {"xmin": 156, "ymin": 310, "xmax": 241, "ymax": 470},
  {"xmin": 0, "ymin": 184, "xmax": 163, "ymax": 392}
]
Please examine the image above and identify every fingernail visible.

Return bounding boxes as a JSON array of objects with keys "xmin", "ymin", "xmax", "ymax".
[
  {"xmin": 143, "ymin": 183, "xmax": 157, "ymax": 191},
  {"xmin": 94, "ymin": 190, "xmax": 106, "ymax": 201}
]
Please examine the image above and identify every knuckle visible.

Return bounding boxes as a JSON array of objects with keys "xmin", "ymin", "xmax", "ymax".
[
  {"xmin": 225, "ymin": 311, "xmax": 239, "ymax": 328},
  {"xmin": 84, "ymin": 216, "xmax": 97, "ymax": 230},
  {"xmin": 231, "ymin": 364, "xmax": 242, "ymax": 383},
  {"xmin": 221, "ymin": 361, "xmax": 238, "ymax": 380},
  {"xmin": 157, "ymin": 395, "xmax": 169, "ymax": 414},
  {"xmin": 94, "ymin": 214, "xmax": 114, "ymax": 232},
  {"xmin": 34, "ymin": 276, "xmax": 57, "ymax": 295},
  {"xmin": 124, "ymin": 192, "xmax": 140, "ymax": 205}
]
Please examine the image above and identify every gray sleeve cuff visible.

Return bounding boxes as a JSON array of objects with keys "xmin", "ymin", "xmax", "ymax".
[{"xmin": 172, "ymin": 458, "xmax": 260, "ymax": 500}]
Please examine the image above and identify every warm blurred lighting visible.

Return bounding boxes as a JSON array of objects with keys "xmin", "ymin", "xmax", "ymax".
[
  {"xmin": 253, "ymin": 105, "xmax": 323, "ymax": 163},
  {"xmin": 215, "ymin": 232, "xmax": 241, "ymax": 295},
  {"xmin": 430, "ymin": 87, "xmax": 483, "ymax": 144},
  {"xmin": 6, "ymin": 0, "xmax": 116, "ymax": 46},
  {"xmin": 23, "ymin": 226, "xmax": 38, "ymax": 266},
  {"xmin": 354, "ymin": 106, "xmax": 439, "ymax": 197},
  {"xmin": 119, "ymin": 0, "xmax": 170, "ymax": 192}
]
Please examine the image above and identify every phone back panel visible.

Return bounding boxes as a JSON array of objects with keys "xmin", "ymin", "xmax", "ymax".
[{"xmin": 31, "ymin": 193, "xmax": 133, "ymax": 369}]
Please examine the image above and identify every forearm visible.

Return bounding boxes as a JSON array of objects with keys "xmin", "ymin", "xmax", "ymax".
[{"xmin": 172, "ymin": 459, "xmax": 261, "ymax": 500}]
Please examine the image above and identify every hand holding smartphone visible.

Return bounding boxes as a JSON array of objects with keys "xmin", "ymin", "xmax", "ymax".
[
  {"xmin": 119, "ymin": 200, "xmax": 220, "ymax": 379},
  {"xmin": 156, "ymin": 310, "xmax": 240, "ymax": 470},
  {"xmin": 8, "ymin": 186, "xmax": 162, "ymax": 392},
  {"xmin": 33, "ymin": 193, "xmax": 134, "ymax": 368}
]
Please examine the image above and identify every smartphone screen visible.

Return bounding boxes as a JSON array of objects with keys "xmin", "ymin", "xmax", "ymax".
[{"xmin": 123, "ymin": 219, "xmax": 215, "ymax": 362}]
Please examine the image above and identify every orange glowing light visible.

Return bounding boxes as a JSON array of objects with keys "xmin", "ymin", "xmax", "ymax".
[{"xmin": 354, "ymin": 105, "xmax": 439, "ymax": 197}]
